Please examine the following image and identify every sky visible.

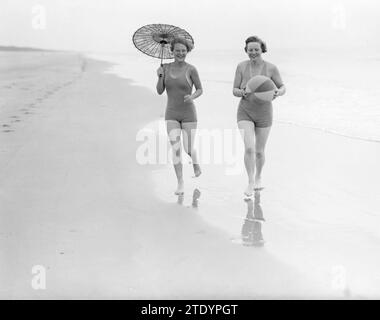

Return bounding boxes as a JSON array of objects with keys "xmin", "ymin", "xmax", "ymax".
[{"xmin": 1, "ymin": 0, "xmax": 380, "ymax": 53}]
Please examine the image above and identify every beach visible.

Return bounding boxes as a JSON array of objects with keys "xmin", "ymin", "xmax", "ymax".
[{"xmin": 1, "ymin": 50, "xmax": 380, "ymax": 299}]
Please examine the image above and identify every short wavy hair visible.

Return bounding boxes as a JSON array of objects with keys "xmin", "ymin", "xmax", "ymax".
[
  {"xmin": 244, "ymin": 36, "xmax": 267, "ymax": 53},
  {"xmin": 170, "ymin": 37, "xmax": 194, "ymax": 52}
]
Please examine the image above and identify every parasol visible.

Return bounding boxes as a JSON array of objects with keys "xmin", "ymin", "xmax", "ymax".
[{"xmin": 132, "ymin": 24, "xmax": 194, "ymax": 66}]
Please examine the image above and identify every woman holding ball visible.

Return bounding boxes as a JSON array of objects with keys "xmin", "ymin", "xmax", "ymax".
[{"xmin": 233, "ymin": 36, "xmax": 286, "ymax": 197}]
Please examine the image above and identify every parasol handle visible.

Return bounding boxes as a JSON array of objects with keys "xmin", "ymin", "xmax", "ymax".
[
  {"xmin": 159, "ymin": 41, "xmax": 166, "ymax": 67},
  {"xmin": 160, "ymin": 44, "xmax": 164, "ymax": 67}
]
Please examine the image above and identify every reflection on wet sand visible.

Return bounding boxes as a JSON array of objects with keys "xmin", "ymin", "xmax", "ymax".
[
  {"xmin": 176, "ymin": 188, "xmax": 201, "ymax": 208},
  {"xmin": 192, "ymin": 188, "xmax": 201, "ymax": 208},
  {"xmin": 241, "ymin": 191, "xmax": 265, "ymax": 247}
]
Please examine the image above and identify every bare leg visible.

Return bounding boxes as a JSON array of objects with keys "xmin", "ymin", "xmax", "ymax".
[
  {"xmin": 254, "ymin": 126, "xmax": 271, "ymax": 190},
  {"xmin": 166, "ymin": 120, "xmax": 184, "ymax": 194},
  {"xmin": 238, "ymin": 120, "xmax": 256, "ymax": 196},
  {"xmin": 181, "ymin": 121, "xmax": 201, "ymax": 177}
]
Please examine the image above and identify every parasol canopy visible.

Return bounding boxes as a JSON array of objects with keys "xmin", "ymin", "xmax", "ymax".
[{"xmin": 132, "ymin": 24, "xmax": 194, "ymax": 65}]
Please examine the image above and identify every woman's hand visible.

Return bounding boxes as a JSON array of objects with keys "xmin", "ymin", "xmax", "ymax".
[
  {"xmin": 156, "ymin": 66, "xmax": 166, "ymax": 94},
  {"xmin": 233, "ymin": 87, "xmax": 248, "ymax": 98},
  {"xmin": 157, "ymin": 66, "xmax": 164, "ymax": 78},
  {"xmin": 273, "ymin": 86, "xmax": 286, "ymax": 99},
  {"xmin": 184, "ymin": 94, "xmax": 193, "ymax": 103}
]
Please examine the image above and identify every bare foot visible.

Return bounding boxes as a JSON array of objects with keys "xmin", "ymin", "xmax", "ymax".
[
  {"xmin": 254, "ymin": 176, "xmax": 264, "ymax": 190},
  {"xmin": 174, "ymin": 180, "xmax": 184, "ymax": 195},
  {"xmin": 244, "ymin": 182, "xmax": 255, "ymax": 197},
  {"xmin": 193, "ymin": 164, "xmax": 202, "ymax": 177}
]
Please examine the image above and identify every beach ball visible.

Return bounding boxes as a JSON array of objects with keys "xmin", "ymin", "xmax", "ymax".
[{"xmin": 245, "ymin": 75, "xmax": 277, "ymax": 102}]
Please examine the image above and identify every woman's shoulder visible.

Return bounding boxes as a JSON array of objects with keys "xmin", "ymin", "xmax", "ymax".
[
  {"xmin": 264, "ymin": 60, "xmax": 279, "ymax": 72},
  {"xmin": 237, "ymin": 60, "xmax": 250, "ymax": 69},
  {"xmin": 186, "ymin": 63, "xmax": 200, "ymax": 75},
  {"xmin": 186, "ymin": 62, "xmax": 197, "ymax": 71}
]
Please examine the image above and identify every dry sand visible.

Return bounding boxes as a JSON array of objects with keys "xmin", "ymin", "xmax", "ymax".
[{"xmin": 1, "ymin": 51, "xmax": 379, "ymax": 299}]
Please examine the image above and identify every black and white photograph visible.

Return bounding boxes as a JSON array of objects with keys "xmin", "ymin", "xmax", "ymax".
[{"xmin": 1, "ymin": 0, "xmax": 380, "ymax": 302}]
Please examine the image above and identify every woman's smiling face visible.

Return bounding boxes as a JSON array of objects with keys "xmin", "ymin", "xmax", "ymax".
[
  {"xmin": 173, "ymin": 43, "xmax": 188, "ymax": 62},
  {"xmin": 246, "ymin": 42, "xmax": 262, "ymax": 61}
]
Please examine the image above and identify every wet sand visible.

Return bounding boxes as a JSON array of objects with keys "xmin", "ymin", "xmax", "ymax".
[
  {"xmin": 132, "ymin": 61, "xmax": 380, "ymax": 298},
  {"xmin": 150, "ymin": 119, "xmax": 380, "ymax": 298},
  {"xmin": 1, "ymin": 51, "xmax": 379, "ymax": 299}
]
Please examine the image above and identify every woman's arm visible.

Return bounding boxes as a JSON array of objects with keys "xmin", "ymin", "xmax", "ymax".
[
  {"xmin": 271, "ymin": 65, "xmax": 286, "ymax": 98},
  {"xmin": 156, "ymin": 65, "xmax": 165, "ymax": 95},
  {"xmin": 184, "ymin": 66, "xmax": 203, "ymax": 102},
  {"xmin": 232, "ymin": 64, "xmax": 247, "ymax": 98}
]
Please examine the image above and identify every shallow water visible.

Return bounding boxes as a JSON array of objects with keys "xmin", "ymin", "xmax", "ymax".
[{"xmin": 88, "ymin": 47, "xmax": 380, "ymax": 142}]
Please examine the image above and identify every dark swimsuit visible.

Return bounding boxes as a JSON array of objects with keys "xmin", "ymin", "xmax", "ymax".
[
  {"xmin": 237, "ymin": 61, "xmax": 273, "ymax": 128},
  {"xmin": 164, "ymin": 63, "xmax": 198, "ymax": 123}
]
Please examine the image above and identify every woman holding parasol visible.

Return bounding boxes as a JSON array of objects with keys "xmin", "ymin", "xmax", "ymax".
[{"xmin": 133, "ymin": 25, "xmax": 203, "ymax": 195}]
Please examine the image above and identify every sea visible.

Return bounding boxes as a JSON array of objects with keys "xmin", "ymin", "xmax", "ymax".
[{"xmin": 88, "ymin": 46, "xmax": 380, "ymax": 143}]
